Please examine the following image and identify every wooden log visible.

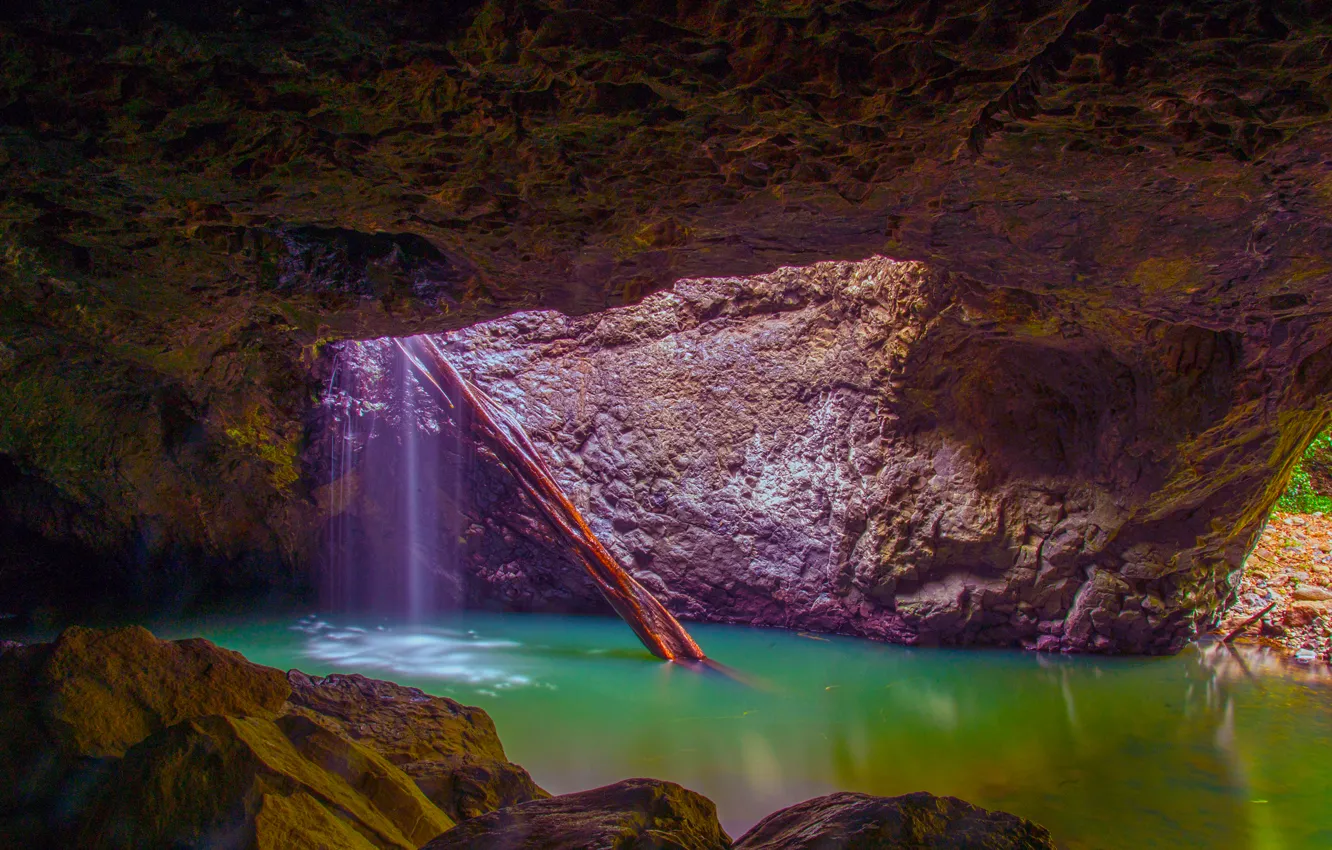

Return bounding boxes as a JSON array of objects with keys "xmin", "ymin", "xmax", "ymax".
[
  {"xmin": 396, "ymin": 336, "xmax": 706, "ymax": 662},
  {"xmin": 1221, "ymin": 601, "xmax": 1276, "ymax": 643}
]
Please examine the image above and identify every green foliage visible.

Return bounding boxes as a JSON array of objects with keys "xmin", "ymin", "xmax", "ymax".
[{"xmin": 1277, "ymin": 429, "xmax": 1332, "ymax": 513}]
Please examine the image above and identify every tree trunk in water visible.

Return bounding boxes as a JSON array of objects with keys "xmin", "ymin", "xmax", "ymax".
[{"xmin": 395, "ymin": 336, "xmax": 706, "ymax": 662}]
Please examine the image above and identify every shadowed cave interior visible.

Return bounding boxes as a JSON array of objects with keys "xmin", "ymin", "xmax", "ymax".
[{"xmin": 2, "ymin": 0, "xmax": 1332, "ymax": 847}]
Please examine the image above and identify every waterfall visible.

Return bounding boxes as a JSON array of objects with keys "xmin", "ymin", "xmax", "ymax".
[
  {"xmin": 320, "ymin": 334, "xmax": 704, "ymax": 661},
  {"xmin": 400, "ymin": 349, "xmax": 432, "ymax": 621},
  {"xmin": 395, "ymin": 335, "xmax": 705, "ymax": 661},
  {"xmin": 323, "ymin": 347, "xmax": 357, "ymax": 612},
  {"xmin": 321, "ymin": 339, "xmax": 446, "ymax": 618}
]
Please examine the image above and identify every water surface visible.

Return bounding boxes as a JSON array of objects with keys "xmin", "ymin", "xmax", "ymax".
[{"xmin": 144, "ymin": 612, "xmax": 1332, "ymax": 850}]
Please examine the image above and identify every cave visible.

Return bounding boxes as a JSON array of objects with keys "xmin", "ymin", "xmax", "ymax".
[{"xmin": 2, "ymin": 1, "xmax": 1332, "ymax": 847}]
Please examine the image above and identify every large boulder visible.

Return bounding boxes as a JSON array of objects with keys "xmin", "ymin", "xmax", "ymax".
[
  {"xmin": 0, "ymin": 625, "xmax": 290, "ymax": 820},
  {"xmin": 9, "ymin": 625, "xmax": 290, "ymax": 758},
  {"xmin": 733, "ymin": 791, "xmax": 1056, "ymax": 850},
  {"xmin": 79, "ymin": 713, "xmax": 453, "ymax": 849},
  {"xmin": 0, "ymin": 627, "xmax": 542, "ymax": 847},
  {"xmin": 421, "ymin": 778, "xmax": 732, "ymax": 850},
  {"xmin": 285, "ymin": 670, "xmax": 549, "ymax": 820}
]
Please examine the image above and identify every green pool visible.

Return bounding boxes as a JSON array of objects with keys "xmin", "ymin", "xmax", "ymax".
[{"xmin": 137, "ymin": 612, "xmax": 1332, "ymax": 849}]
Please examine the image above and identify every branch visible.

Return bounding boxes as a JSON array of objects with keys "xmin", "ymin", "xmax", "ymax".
[{"xmin": 1222, "ymin": 601, "xmax": 1276, "ymax": 643}]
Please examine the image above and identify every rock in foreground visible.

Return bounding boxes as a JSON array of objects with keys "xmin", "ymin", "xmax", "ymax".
[
  {"xmin": 80, "ymin": 713, "xmax": 453, "ymax": 849},
  {"xmin": 1, "ymin": 627, "xmax": 1060, "ymax": 849},
  {"xmin": 421, "ymin": 778, "xmax": 732, "ymax": 850},
  {"xmin": 285, "ymin": 669, "xmax": 550, "ymax": 821},
  {"xmin": 734, "ymin": 791, "xmax": 1056, "ymax": 850},
  {"xmin": 0, "ymin": 627, "xmax": 547, "ymax": 848}
]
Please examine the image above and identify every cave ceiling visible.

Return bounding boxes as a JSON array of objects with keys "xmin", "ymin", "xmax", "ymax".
[{"xmin": 1, "ymin": 0, "xmax": 1331, "ymax": 580}]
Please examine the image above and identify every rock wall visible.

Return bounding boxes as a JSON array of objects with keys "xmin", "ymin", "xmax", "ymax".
[
  {"xmin": 3, "ymin": 0, "xmax": 1332, "ymax": 630},
  {"xmin": 325, "ymin": 257, "xmax": 1331, "ymax": 652}
]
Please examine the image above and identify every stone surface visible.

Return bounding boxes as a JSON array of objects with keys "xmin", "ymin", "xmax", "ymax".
[
  {"xmin": 1, "ymin": 0, "xmax": 1332, "ymax": 622},
  {"xmin": 0, "ymin": 625, "xmax": 290, "ymax": 820},
  {"xmin": 421, "ymin": 778, "xmax": 732, "ymax": 850},
  {"xmin": 332, "ymin": 257, "xmax": 1327, "ymax": 651},
  {"xmin": 9, "ymin": 625, "xmax": 290, "ymax": 758},
  {"xmin": 0, "ymin": 627, "xmax": 537, "ymax": 846},
  {"xmin": 284, "ymin": 670, "xmax": 549, "ymax": 821},
  {"xmin": 733, "ymin": 791, "xmax": 1056, "ymax": 850},
  {"xmin": 406, "ymin": 756, "xmax": 552, "ymax": 824},
  {"xmin": 1284, "ymin": 600, "xmax": 1332, "ymax": 628},
  {"xmin": 79, "ymin": 713, "xmax": 453, "ymax": 849}
]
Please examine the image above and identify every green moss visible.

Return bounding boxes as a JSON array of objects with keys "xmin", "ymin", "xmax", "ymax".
[
  {"xmin": 1130, "ymin": 257, "xmax": 1205, "ymax": 295},
  {"xmin": 225, "ymin": 406, "xmax": 301, "ymax": 491}
]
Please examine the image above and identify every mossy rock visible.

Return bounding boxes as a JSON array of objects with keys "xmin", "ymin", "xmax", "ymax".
[
  {"xmin": 38, "ymin": 626, "xmax": 290, "ymax": 757},
  {"xmin": 285, "ymin": 670, "xmax": 548, "ymax": 820},
  {"xmin": 284, "ymin": 670, "xmax": 507, "ymax": 763},
  {"xmin": 79, "ymin": 713, "xmax": 454, "ymax": 850},
  {"xmin": 404, "ymin": 755, "xmax": 551, "ymax": 823},
  {"xmin": 0, "ymin": 625, "xmax": 289, "ymax": 814}
]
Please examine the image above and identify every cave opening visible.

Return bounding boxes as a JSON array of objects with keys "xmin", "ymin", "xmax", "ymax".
[
  {"xmin": 5, "ymin": 0, "xmax": 1332, "ymax": 841},
  {"xmin": 5, "ymin": 255, "xmax": 1332, "ymax": 848}
]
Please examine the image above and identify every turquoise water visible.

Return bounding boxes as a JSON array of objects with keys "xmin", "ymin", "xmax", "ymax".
[{"xmin": 141, "ymin": 612, "xmax": 1332, "ymax": 849}]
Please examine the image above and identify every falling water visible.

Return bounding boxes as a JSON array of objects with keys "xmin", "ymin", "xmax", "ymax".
[
  {"xmin": 322, "ymin": 339, "xmax": 446, "ymax": 617},
  {"xmin": 324, "ymin": 347, "xmax": 357, "ymax": 611},
  {"xmin": 321, "ymin": 335, "xmax": 702, "ymax": 659},
  {"xmin": 395, "ymin": 335, "xmax": 705, "ymax": 660},
  {"xmin": 401, "ymin": 348, "xmax": 430, "ymax": 621}
]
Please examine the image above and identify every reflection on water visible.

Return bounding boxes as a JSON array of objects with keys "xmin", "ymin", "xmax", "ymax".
[
  {"xmin": 292, "ymin": 615, "xmax": 535, "ymax": 690},
  {"xmin": 160, "ymin": 613, "xmax": 1332, "ymax": 850}
]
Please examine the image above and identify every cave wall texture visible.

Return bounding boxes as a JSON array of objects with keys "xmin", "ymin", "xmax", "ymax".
[
  {"xmin": 1, "ymin": 0, "xmax": 1331, "ymax": 643},
  {"xmin": 331, "ymin": 258, "xmax": 1327, "ymax": 651}
]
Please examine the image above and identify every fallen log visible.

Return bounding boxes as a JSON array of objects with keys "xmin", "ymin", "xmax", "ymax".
[
  {"xmin": 396, "ymin": 335, "xmax": 705, "ymax": 662},
  {"xmin": 1221, "ymin": 601, "xmax": 1277, "ymax": 643}
]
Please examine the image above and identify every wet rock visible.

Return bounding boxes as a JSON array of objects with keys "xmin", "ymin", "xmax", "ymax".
[
  {"xmin": 13, "ymin": 626, "xmax": 289, "ymax": 758},
  {"xmin": 79, "ymin": 713, "xmax": 453, "ymax": 849},
  {"xmin": 0, "ymin": 625, "xmax": 290, "ymax": 819},
  {"xmin": 421, "ymin": 778, "xmax": 731, "ymax": 850},
  {"xmin": 733, "ymin": 791, "xmax": 1056, "ymax": 850},
  {"xmin": 0, "ymin": 628, "xmax": 537, "ymax": 846},
  {"xmin": 284, "ymin": 671, "xmax": 548, "ymax": 820},
  {"xmin": 405, "ymin": 757, "xmax": 551, "ymax": 823},
  {"xmin": 285, "ymin": 671, "xmax": 506, "ymax": 764}
]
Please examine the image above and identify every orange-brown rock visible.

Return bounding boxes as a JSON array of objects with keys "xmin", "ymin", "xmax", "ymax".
[
  {"xmin": 1, "ymin": 625, "xmax": 289, "ymax": 819},
  {"xmin": 80, "ymin": 714, "xmax": 454, "ymax": 850}
]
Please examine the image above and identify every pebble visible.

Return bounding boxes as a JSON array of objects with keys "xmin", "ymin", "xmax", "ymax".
[{"xmin": 1294, "ymin": 648, "xmax": 1318, "ymax": 664}]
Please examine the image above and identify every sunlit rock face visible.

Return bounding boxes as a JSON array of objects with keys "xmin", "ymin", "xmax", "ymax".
[
  {"xmin": 326, "ymin": 257, "xmax": 1330, "ymax": 652},
  {"xmin": 2, "ymin": 0, "xmax": 1332, "ymax": 626}
]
